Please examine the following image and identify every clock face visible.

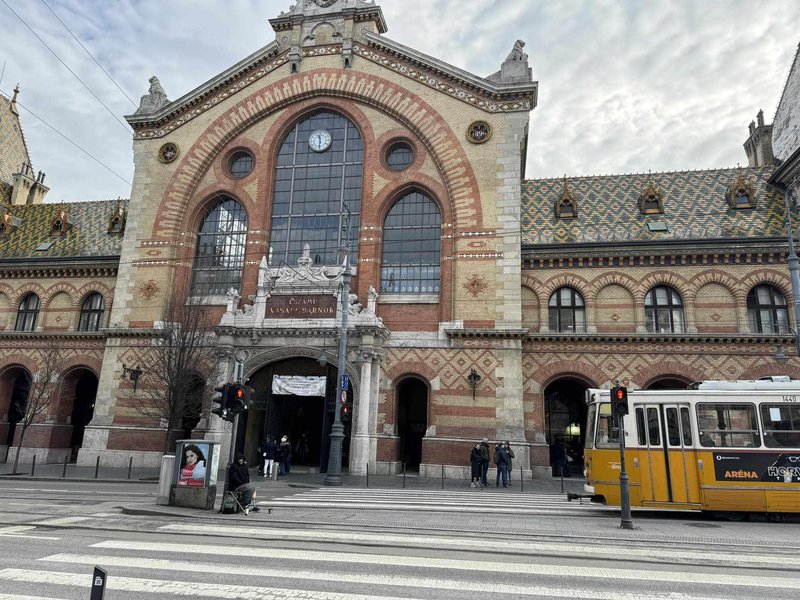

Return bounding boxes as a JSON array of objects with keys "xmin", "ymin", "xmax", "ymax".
[{"xmin": 309, "ymin": 129, "xmax": 332, "ymax": 153}]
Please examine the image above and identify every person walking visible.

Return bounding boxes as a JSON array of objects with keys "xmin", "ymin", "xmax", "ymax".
[
  {"xmin": 494, "ymin": 441, "xmax": 509, "ymax": 488},
  {"xmin": 278, "ymin": 435, "xmax": 292, "ymax": 475},
  {"xmin": 479, "ymin": 438, "xmax": 491, "ymax": 487},
  {"xmin": 504, "ymin": 441, "xmax": 515, "ymax": 486},
  {"xmin": 262, "ymin": 436, "xmax": 277, "ymax": 478},
  {"xmin": 469, "ymin": 443, "xmax": 482, "ymax": 488},
  {"xmin": 294, "ymin": 432, "xmax": 309, "ymax": 466},
  {"xmin": 228, "ymin": 453, "xmax": 260, "ymax": 514}
]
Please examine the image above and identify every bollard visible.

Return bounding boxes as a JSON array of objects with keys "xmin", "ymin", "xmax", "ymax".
[
  {"xmin": 30, "ymin": 455, "xmax": 36, "ymax": 477},
  {"xmin": 127, "ymin": 456, "xmax": 133, "ymax": 480},
  {"xmin": 90, "ymin": 566, "xmax": 107, "ymax": 599},
  {"xmin": 520, "ymin": 469, "xmax": 523, "ymax": 492},
  {"xmin": 402, "ymin": 462, "xmax": 406, "ymax": 489},
  {"xmin": 366, "ymin": 462, "xmax": 369, "ymax": 488},
  {"xmin": 62, "ymin": 455, "xmax": 68, "ymax": 478},
  {"xmin": 441, "ymin": 464, "xmax": 444, "ymax": 489},
  {"xmin": 94, "ymin": 456, "xmax": 100, "ymax": 479},
  {"xmin": 560, "ymin": 465, "xmax": 564, "ymax": 494}
]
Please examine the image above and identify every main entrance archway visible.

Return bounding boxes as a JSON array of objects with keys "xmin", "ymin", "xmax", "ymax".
[
  {"xmin": 65, "ymin": 370, "xmax": 98, "ymax": 462},
  {"xmin": 396, "ymin": 377, "xmax": 428, "ymax": 471},
  {"xmin": 240, "ymin": 356, "xmax": 351, "ymax": 472},
  {"xmin": 544, "ymin": 377, "xmax": 591, "ymax": 476}
]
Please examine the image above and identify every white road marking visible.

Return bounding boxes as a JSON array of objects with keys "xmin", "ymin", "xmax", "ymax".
[
  {"xmin": 40, "ymin": 553, "xmax": 794, "ymax": 591},
  {"xmin": 0, "ymin": 487, "xmax": 151, "ymax": 495},
  {"xmin": 0, "ymin": 525, "xmax": 60, "ymax": 540},
  {"xmin": 29, "ymin": 516, "xmax": 90, "ymax": 526},
  {"xmin": 0, "ymin": 594, "xmax": 66, "ymax": 600},
  {"xmin": 93, "ymin": 538, "xmax": 792, "ymax": 568},
  {"xmin": 0, "ymin": 569, "xmax": 425, "ymax": 600}
]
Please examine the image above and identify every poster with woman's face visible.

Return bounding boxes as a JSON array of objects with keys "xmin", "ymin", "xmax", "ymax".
[{"xmin": 177, "ymin": 442, "xmax": 209, "ymax": 487}]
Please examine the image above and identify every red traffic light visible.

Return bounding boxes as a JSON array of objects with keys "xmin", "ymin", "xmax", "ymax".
[
  {"xmin": 614, "ymin": 388, "xmax": 625, "ymax": 400},
  {"xmin": 233, "ymin": 386, "xmax": 245, "ymax": 399}
]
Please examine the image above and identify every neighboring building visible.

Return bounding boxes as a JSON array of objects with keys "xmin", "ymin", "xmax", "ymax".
[{"xmin": 1, "ymin": 2, "xmax": 797, "ymax": 479}]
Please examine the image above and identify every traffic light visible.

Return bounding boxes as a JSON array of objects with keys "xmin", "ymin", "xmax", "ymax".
[
  {"xmin": 340, "ymin": 389, "xmax": 351, "ymax": 419},
  {"xmin": 228, "ymin": 384, "xmax": 253, "ymax": 414},
  {"xmin": 611, "ymin": 385, "xmax": 629, "ymax": 416},
  {"xmin": 212, "ymin": 383, "xmax": 231, "ymax": 421}
]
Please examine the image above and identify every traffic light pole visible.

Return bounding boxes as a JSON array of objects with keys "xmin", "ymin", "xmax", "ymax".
[{"xmin": 615, "ymin": 382, "xmax": 634, "ymax": 530}]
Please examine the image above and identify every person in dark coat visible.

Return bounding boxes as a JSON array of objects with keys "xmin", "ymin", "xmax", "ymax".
[
  {"xmin": 262, "ymin": 436, "xmax": 277, "ymax": 478},
  {"xmin": 550, "ymin": 438, "xmax": 569, "ymax": 477},
  {"xmin": 278, "ymin": 435, "xmax": 292, "ymax": 475},
  {"xmin": 494, "ymin": 442, "xmax": 509, "ymax": 487},
  {"xmin": 504, "ymin": 441, "xmax": 515, "ymax": 486},
  {"xmin": 479, "ymin": 438, "xmax": 491, "ymax": 487},
  {"xmin": 469, "ymin": 443, "xmax": 482, "ymax": 487},
  {"xmin": 228, "ymin": 453, "xmax": 259, "ymax": 513}
]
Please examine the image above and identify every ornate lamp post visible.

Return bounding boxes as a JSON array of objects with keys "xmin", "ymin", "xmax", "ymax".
[{"xmin": 467, "ymin": 368, "xmax": 481, "ymax": 401}]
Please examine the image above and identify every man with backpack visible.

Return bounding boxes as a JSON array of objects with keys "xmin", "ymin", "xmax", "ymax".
[{"xmin": 494, "ymin": 441, "xmax": 509, "ymax": 488}]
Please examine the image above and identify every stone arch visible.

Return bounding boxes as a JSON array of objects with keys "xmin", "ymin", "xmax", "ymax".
[
  {"xmin": 588, "ymin": 272, "xmax": 639, "ymax": 300},
  {"xmin": 521, "ymin": 285, "xmax": 540, "ymax": 331},
  {"xmin": 520, "ymin": 277, "xmax": 544, "ymax": 306},
  {"xmin": 638, "ymin": 271, "xmax": 690, "ymax": 304},
  {"xmin": 41, "ymin": 283, "xmax": 78, "ymax": 308},
  {"xmin": 0, "ymin": 288, "xmax": 10, "ymax": 330},
  {"xmin": 740, "ymin": 270, "xmax": 793, "ymax": 305},
  {"xmin": 541, "ymin": 274, "xmax": 592, "ymax": 302},
  {"xmin": 244, "ymin": 346, "xmax": 361, "ymax": 392},
  {"xmin": 74, "ymin": 284, "xmax": 113, "ymax": 310},
  {"xmin": 11, "ymin": 283, "xmax": 46, "ymax": 307},
  {"xmin": 693, "ymin": 280, "xmax": 739, "ymax": 333},
  {"xmin": 155, "ymin": 68, "xmax": 482, "ymax": 242},
  {"xmin": 530, "ymin": 360, "xmax": 605, "ymax": 391},
  {"xmin": 739, "ymin": 362, "xmax": 800, "ymax": 381},
  {"xmin": 687, "ymin": 269, "xmax": 740, "ymax": 300},
  {"xmin": 43, "ymin": 291, "xmax": 73, "ymax": 331},
  {"xmin": 633, "ymin": 362, "xmax": 704, "ymax": 389}
]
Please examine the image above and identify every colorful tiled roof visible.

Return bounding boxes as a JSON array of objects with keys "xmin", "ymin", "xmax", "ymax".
[
  {"xmin": 0, "ymin": 199, "xmax": 128, "ymax": 260},
  {"xmin": 773, "ymin": 43, "xmax": 800, "ymax": 162},
  {"xmin": 521, "ymin": 167, "xmax": 785, "ymax": 246},
  {"xmin": 0, "ymin": 94, "xmax": 31, "ymax": 204}
]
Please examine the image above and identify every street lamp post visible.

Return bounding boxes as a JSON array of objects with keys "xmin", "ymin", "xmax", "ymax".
[
  {"xmin": 325, "ymin": 206, "xmax": 352, "ymax": 486},
  {"xmin": 783, "ymin": 180, "xmax": 800, "ymax": 356}
]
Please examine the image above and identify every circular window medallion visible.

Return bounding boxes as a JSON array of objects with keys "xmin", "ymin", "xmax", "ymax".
[
  {"xmin": 384, "ymin": 140, "xmax": 414, "ymax": 171},
  {"xmin": 228, "ymin": 150, "xmax": 255, "ymax": 179},
  {"xmin": 466, "ymin": 121, "xmax": 492, "ymax": 144},
  {"xmin": 158, "ymin": 142, "xmax": 179, "ymax": 163}
]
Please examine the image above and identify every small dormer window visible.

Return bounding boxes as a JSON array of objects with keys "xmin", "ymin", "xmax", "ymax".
[
  {"xmin": 0, "ymin": 212, "xmax": 16, "ymax": 238},
  {"xmin": 50, "ymin": 209, "xmax": 71, "ymax": 236},
  {"xmin": 108, "ymin": 207, "xmax": 127, "ymax": 234},
  {"xmin": 638, "ymin": 181, "xmax": 663, "ymax": 214},
  {"xmin": 726, "ymin": 170, "xmax": 755, "ymax": 209},
  {"xmin": 554, "ymin": 177, "xmax": 578, "ymax": 219}
]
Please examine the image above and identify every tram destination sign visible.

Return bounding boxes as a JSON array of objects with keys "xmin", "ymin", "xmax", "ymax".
[{"xmin": 266, "ymin": 294, "xmax": 336, "ymax": 318}]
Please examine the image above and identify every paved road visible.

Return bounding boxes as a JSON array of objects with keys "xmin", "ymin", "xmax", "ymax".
[{"xmin": 1, "ymin": 479, "xmax": 799, "ymax": 599}]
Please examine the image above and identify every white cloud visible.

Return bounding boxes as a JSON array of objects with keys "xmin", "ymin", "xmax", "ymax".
[{"xmin": 0, "ymin": 0, "xmax": 796, "ymax": 201}]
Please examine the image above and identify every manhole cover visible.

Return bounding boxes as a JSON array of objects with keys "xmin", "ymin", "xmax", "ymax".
[{"xmin": 686, "ymin": 522, "xmax": 721, "ymax": 528}]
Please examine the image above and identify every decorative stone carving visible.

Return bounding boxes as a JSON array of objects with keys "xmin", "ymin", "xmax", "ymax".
[
  {"xmin": 638, "ymin": 179, "xmax": 664, "ymax": 214},
  {"xmin": 135, "ymin": 76, "xmax": 170, "ymax": 115},
  {"xmin": 726, "ymin": 169, "xmax": 756, "ymax": 209},
  {"xmin": 467, "ymin": 121, "xmax": 492, "ymax": 144},
  {"xmin": 225, "ymin": 288, "xmax": 241, "ymax": 314},
  {"xmin": 107, "ymin": 205, "xmax": 126, "ymax": 233},
  {"xmin": 157, "ymin": 142, "xmax": 178, "ymax": 163},
  {"xmin": 488, "ymin": 39, "xmax": 533, "ymax": 84},
  {"xmin": 555, "ymin": 176, "xmax": 577, "ymax": 218},
  {"xmin": 506, "ymin": 40, "xmax": 528, "ymax": 62}
]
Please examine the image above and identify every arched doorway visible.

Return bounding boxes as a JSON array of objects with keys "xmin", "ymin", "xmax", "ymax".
[
  {"xmin": 544, "ymin": 378, "xmax": 591, "ymax": 476},
  {"xmin": 68, "ymin": 371, "xmax": 98, "ymax": 461},
  {"xmin": 645, "ymin": 377, "xmax": 691, "ymax": 390},
  {"xmin": 242, "ymin": 356, "xmax": 351, "ymax": 472},
  {"xmin": 1, "ymin": 368, "xmax": 31, "ymax": 453},
  {"xmin": 397, "ymin": 377, "xmax": 428, "ymax": 471}
]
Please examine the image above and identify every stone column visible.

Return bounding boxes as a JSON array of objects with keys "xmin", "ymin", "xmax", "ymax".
[{"xmin": 350, "ymin": 350, "xmax": 374, "ymax": 475}]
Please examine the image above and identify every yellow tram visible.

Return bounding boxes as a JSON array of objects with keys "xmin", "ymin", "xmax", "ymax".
[{"xmin": 583, "ymin": 377, "xmax": 800, "ymax": 514}]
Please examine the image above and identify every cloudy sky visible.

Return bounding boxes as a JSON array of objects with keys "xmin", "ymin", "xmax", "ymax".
[{"xmin": 0, "ymin": 0, "xmax": 797, "ymax": 202}]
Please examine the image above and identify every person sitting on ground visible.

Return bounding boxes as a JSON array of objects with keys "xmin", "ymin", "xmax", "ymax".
[{"xmin": 228, "ymin": 453, "xmax": 259, "ymax": 514}]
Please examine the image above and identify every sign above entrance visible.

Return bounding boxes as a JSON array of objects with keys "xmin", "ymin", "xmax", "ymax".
[
  {"xmin": 272, "ymin": 375, "xmax": 326, "ymax": 397},
  {"xmin": 266, "ymin": 295, "xmax": 336, "ymax": 319}
]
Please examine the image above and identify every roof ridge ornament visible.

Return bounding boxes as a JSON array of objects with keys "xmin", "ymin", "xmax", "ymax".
[
  {"xmin": 555, "ymin": 175, "xmax": 577, "ymax": 219},
  {"xmin": 134, "ymin": 76, "xmax": 169, "ymax": 115}
]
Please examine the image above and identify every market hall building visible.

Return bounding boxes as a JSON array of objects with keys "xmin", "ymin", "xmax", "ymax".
[{"xmin": 1, "ymin": 0, "xmax": 799, "ymax": 479}]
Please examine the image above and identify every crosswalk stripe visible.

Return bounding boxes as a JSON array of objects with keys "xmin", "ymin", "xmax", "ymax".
[
  {"xmin": 40, "ymin": 552, "xmax": 793, "ymax": 590},
  {"xmin": 0, "ymin": 569, "xmax": 424, "ymax": 600},
  {"xmin": 29, "ymin": 516, "xmax": 90, "ymax": 526},
  {"xmin": 93, "ymin": 538, "xmax": 794, "ymax": 569},
  {"xmin": 0, "ymin": 594, "xmax": 65, "ymax": 600},
  {"xmin": 0, "ymin": 525, "xmax": 60, "ymax": 540}
]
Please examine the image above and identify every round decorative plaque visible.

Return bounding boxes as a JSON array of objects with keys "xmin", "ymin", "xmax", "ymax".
[
  {"xmin": 158, "ymin": 142, "xmax": 179, "ymax": 163},
  {"xmin": 466, "ymin": 121, "xmax": 492, "ymax": 144}
]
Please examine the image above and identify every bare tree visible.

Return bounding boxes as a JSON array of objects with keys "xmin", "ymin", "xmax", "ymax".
[
  {"xmin": 134, "ymin": 294, "xmax": 221, "ymax": 454},
  {"xmin": 11, "ymin": 346, "xmax": 64, "ymax": 475}
]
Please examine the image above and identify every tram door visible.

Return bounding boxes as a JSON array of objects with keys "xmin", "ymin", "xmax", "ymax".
[{"xmin": 640, "ymin": 404, "xmax": 699, "ymax": 504}]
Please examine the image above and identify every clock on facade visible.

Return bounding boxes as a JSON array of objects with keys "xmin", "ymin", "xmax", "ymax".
[{"xmin": 309, "ymin": 129, "xmax": 332, "ymax": 152}]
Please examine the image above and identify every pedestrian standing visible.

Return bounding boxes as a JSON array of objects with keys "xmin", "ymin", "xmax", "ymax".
[
  {"xmin": 504, "ymin": 441, "xmax": 515, "ymax": 486},
  {"xmin": 263, "ymin": 436, "xmax": 277, "ymax": 478},
  {"xmin": 469, "ymin": 443, "xmax": 482, "ymax": 487},
  {"xmin": 479, "ymin": 437, "xmax": 491, "ymax": 487},
  {"xmin": 278, "ymin": 435, "xmax": 292, "ymax": 475},
  {"xmin": 494, "ymin": 441, "xmax": 509, "ymax": 488}
]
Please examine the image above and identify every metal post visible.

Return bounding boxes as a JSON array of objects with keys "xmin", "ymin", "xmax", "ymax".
[
  {"xmin": 560, "ymin": 464, "xmax": 564, "ymax": 494},
  {"xmin": 94, "ymin": 456, "xmax": 100, "ymax": 479},
  {"xmin": 366, "ymin": 462, "xmax": 369, "ymax": 488},
  {"xmin": 325, "ymin": 206, "xmax": 353, "ymax": 486},
  {"xmin": 618, "ymin": 412, "xmax": 634, "ymax": 530},
  {"xmin": 61, "ymin": 455, "xmax": 68, "ymax": 478},
  {"xmin": 441, "ymin": 464, "xmax": 445, "ymax": 489},
  {"xmin": 89, "ymin": 566, "xmax": 107, "ymax": 600},
  {"xmin": 784, "ymin": 182, "xmax": 800, "ymax": 355},
  {"xmin": 30, "ymin": 455, "xmax": 36, "ymax": 477},
  {"xmin": 520, "ymin": 467, "xmax": 523, "ymax": 492},
  {"xmin": 402, "ymin": 462, "xmax": 406, "ymax": 489},
  {"xmin": 127, "ymin": 457, "xmax": 133, "ymax": 480}
]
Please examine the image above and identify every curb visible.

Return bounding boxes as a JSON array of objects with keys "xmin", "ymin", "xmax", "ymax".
[{"xmin": 0, "ymin": 475, "xmax": 158, "ymax": 484}]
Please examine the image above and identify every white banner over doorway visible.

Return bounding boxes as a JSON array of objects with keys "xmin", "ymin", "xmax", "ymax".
[{"xmin": 271, "ymin": 375, "xmax": 326, "ymax": 397}]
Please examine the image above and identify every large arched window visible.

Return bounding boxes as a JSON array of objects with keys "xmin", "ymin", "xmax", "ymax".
[
  {"xmin": 269, "ymin": 111, "xmax": 363, "ymax": 267},
  {"xmin": 380, "ymin": 191, "xmax": 441, "ymax": 295},
  {"xmin": 15, "ymin": 293, "xmax": 40, "ymax": 332},
  {"xmin": 548, "ymin": 287, "xmax": 586, "ymax": 332},
  {"xmin": 190, "ymin": 196, "xmax": 247, "ymax": 296},
  {"xmin": 747, "ymin": 284, "xmax": 789, "ymax": 333},
  {"xmin": 645, "ymin": 285, "xmax": 684, "ymax": 333},
  {"xmin": 78, "ymin": 293, "xmax": 105, "ymax": 332}
]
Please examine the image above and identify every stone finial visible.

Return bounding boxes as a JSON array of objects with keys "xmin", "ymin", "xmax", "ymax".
[
  {"xmin": 505, "ymin": 40, "xmax": 528, "ymax": 62},
  {"xmin": 135, "ymin": 76, "xmax": 170, "ymax": 115},
  {"xmin": 258, "ymin": 256, "xmax": 269, "ymax": 289},
  {"xmin": 9, "ymin": 84, "xmax": 20, "ymax": 115},
  {"xmin": 491, "ymin": 39, "xmax": 532, "ymax": 84}
]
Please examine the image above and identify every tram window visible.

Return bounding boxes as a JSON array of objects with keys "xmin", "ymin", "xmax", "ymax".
[
  {"xmin": 666, "ymin": 408, "xmax": 681, "ymax": 446},
  {"xmin": 680, "ymin": 407, "xmax": 693, "ymax": 446},
  {"xmin": 696, "ymin": 403, "xmax": 760, "ymax": 448},
  {"xmin": 647, "ymin": 408, "xmax": 660, "ymax": 445},
  {"xmin": 761, "ymin": 404, "xmax": 800, "ymax": 448},
  {"xmin": 585, "ymin": 405, "xmax": 597, "ymax": 449},
  {"xmin": 595, "ymin": 403, "xmax": 619, "ymax": 448},
  {"xmin": 636, "ymin": 407, "xmax": 646, "ymax": 445}
]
